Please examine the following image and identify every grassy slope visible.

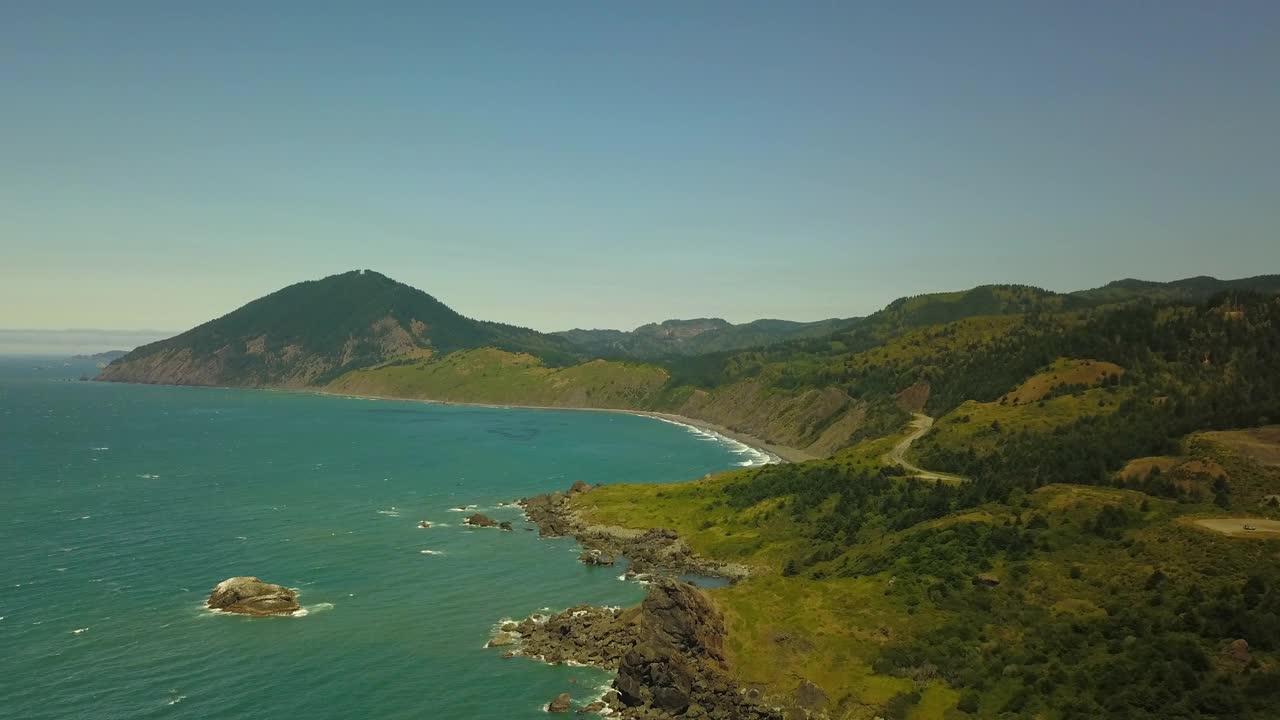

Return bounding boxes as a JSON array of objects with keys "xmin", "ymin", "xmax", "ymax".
[
  {"xmin": 326, "ymin": 347, "xmax": 669, "ymax": 408},
  {"xmin": 913, "ymin": 358, "xmax": 1128, "ymax": 460},
  {"xmin": 568, "ymin": 429, "xmax": 1280, "ymax": 719}
]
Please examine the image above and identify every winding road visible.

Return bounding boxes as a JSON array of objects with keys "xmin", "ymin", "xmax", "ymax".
[{"xmin": 882, "ymin": 413, "xmax": 967, "ymax": 483}]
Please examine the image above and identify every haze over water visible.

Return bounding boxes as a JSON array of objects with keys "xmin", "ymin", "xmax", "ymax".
[{"xmin": 0, "ymin": 358, "xmax": 756, "ymax": 719}]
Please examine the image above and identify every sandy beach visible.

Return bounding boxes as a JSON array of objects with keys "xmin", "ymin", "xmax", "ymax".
[{"xmin": 308, "ymin": 389, "xmax": 813, "ymax": 464}]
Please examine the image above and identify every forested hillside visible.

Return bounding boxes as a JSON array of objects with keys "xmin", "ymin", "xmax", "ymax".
[
  {"xmin": 95, "ymin": 269, "xmax": 1280, "ymax": 717},
  {"xmin": 564, "ymin": 290, "xmax": 1280, "ymax": 718},
  {"xmin": 555, "ymin": 316, "xmax": 854, "ymax": 358},
  {"xmin": 101, "ymin": 272, "xmax": 1280, "ymax": 465},
  {"xmin": 98, "ymin": 270, "xmax": 578, "ymax": 387}
]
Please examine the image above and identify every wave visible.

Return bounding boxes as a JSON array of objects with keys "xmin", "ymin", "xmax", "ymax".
[
  {"xmin": 419, "ymin": 549, "xmax": 444, "ymax": 556},
  {"xmin": 644, "ymin": 416, "xmax": 778, "ymax": 466},
  {"xmin": 301, "ymin": 602, "xmax": 334, "ymax": 616}
]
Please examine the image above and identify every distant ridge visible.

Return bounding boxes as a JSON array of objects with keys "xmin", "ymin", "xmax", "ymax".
[
  {"xmin": 1071, "ymin": 274, "xmax": 1280, "ymax": 304},
  {"xmin": 555, "ymin": 317, "xmax": 855, "ymax": 359}
]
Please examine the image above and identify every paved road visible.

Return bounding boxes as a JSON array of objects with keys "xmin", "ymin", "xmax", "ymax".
[{"xmin": 882, "ymin": 413, "xmax": 967, "ymax": 483}]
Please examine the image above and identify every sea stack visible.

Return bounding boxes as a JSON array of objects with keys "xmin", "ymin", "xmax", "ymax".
[
  {"xmin": 464, "ymin": 513, "xmax": 499, "ymax": 528},
  {"xmin": 207, "ymin": 576, "xmax": 301, "ymax": 616}
]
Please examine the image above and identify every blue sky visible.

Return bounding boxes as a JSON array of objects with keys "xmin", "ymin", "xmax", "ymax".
[{"xmin": 2, "ymin": 1, "xmax": 1277, "ymax": 335}]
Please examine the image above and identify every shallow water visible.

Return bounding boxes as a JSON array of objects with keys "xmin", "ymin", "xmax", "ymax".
[{"xmin": 0, "ymin": 358, "xmax": 752, "ymax": 719}]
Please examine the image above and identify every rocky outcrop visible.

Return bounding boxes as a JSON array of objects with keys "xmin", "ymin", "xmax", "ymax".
[
  {"xmin": 207, "ymin": 576, "xmax": 300, "ymax": 616},
  {"xmin": 613, "ymin": 580, "xmax": 779, "ymax": 718},
  {"xmin": 547, "ymin": 693, "xmax": 572, "ymax": 712},
  {"xmin": 520, "ymin": 484, "xmax": 750, "ymax": 581},
  {"xmin": 1223, "ymin": 638, "xmax": 1251, "ymax": 668},
  {"xmin": 579, "ymin": 549, "xmax": 615, "ymax": 566},
  {"xmin": 489, "ymin": 580, "xmax": 778, "ymax": 719},
  {"xmin": 493, "ymin": 605, "xmax": 641, "ymax": 668},
  {"xmin": 465, "ymin": 513, "xmax": 498, "ymax": 528}
]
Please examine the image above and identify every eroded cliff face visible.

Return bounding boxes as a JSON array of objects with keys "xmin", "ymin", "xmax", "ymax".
[
  {"xmin": 490, "ymin": 580, "xmax": 780, "ymax": 720},
  {"xmin": 614, "ymin": 580, "xmax": 781, "ymax": 719},
  {"xmin": 676, "ymin": 380, "xmax": 867, "ymax": 456}
]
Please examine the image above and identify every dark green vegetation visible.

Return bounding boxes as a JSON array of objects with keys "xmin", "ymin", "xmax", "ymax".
[
  {"xmin": 555, "ymin": 316, "xmax": 855, "ymax": 359},
  {"xmin": 560, "ymin": 280, "xmax": 1280, "ymax": 718},
  {"xmin": 100, "ymin": 271, "xmax": 1280, "ymax": 462},
  {"xmin": 99, "ymin": 270, "xmax": 578, "ymax": 387},
  {"xmin": 97, "ymin": 268, "xmax": 1280, "ymax": 717},
  {"xmin": 578, "ymin": 430, "xmax": 1280, "ymax": 718}
]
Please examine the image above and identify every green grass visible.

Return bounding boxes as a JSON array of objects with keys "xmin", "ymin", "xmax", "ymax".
[
  {"xmin": 327, "ymin": 347, "xmax": 669, "ymax": 408},
  {"xmin": 570, "ymin": 437, "xmax": 1280, "ymax": 718},
  {"xmin": 916, "ymin": 384, "xmax": 1128, "ymax": 460}
]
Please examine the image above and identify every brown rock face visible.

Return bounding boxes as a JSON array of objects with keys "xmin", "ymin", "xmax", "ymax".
[
  {"xmin": 547, "ymin": 693, "xmax": 572, "ymax": 713},
  {"xmin": 465, "ymin": 513, "xmax": 498, "ymax": 528},
  {"xmin": 1223, "ymin": 638, "xmax": 1251, "ymax": 667},
  {"xmin": 207, "ymin": 576, "xmax": 300, "ymax": 616},
  {"xmin": 614, "ymin": 580, "xmax": 778, "ymax": 719},
  {"xmin": 569, "ymin": 479, "xmax": 591, "ymax": 494}
]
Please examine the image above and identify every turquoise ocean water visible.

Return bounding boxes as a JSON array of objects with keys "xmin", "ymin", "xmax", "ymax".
[{"xmin": 0, "ymin": 358, "xmax": 758, "ymax": 719}]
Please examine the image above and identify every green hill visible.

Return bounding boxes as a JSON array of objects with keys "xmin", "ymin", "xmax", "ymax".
[{"xmin": 98, "ymin": 270, "xmax": 578, "ymax": 387}]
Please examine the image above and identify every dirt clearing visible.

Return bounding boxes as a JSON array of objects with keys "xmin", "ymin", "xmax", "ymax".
[{"xmin": 1192, "ymin": 518, "xmax": 1280, "ymax": 537}]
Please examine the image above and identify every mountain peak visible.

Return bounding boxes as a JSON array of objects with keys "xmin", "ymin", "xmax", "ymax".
[{"xmin": 98, "ymin": 272, "xmax": 575, "ymax": 388}]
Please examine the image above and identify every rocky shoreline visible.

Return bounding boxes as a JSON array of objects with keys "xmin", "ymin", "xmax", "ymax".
[
  {"xmin": 490, "ymin": 579, "xmax": 778, "ymax": 719},
  {"xmin": 520, "ymin": 480, "xmax": 752, "ymax": 582},
  {"xmin": 485, "ymin": 482, "xmax": 778, "ymax": 719}
]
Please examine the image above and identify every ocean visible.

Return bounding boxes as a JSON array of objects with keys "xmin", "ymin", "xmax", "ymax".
[{"xmin": 0, "ymin": 357, "xmax": 760, "ymax": 719}]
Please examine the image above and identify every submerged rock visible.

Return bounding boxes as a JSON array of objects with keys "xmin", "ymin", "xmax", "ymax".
[
  {"xmin": 499, "ymin": 521, "xmax": 514, "ymax": 531},
  {"xmin": 207, "ymin": 576, "xmax": 300, "ymax": 616},
  {"xmin": 465, "ymin": 513, "xmax": 498, "ymax": 528}
]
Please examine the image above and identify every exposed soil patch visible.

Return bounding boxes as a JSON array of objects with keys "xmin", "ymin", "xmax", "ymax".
[{"xmin": 1192, "ymin": 518, "xmax": 1280, "ymax": 537}]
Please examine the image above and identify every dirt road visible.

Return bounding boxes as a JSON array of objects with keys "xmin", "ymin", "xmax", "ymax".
[
  {"xmin": 1192, "ymin": 518, "xmax": 1280, "ymax": 537},
  {"xmin": 883, "ymin": 413, "xmax": 967, "ymax": 483}
]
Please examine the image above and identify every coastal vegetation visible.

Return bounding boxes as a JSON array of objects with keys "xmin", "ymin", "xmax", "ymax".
[{"xmin": 96, "ymin": 270, "xmax": 1280, "ymax": 717}]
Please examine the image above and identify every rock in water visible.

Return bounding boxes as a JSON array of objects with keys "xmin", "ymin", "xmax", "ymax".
[
  {"xmin": 207, "ymin": 576, "xmax": 300, "ymax": 616},
  {"xmin": 547, "ymin": 692, "xmax": 572, "ymax": 713},
  {"xmin": 464, "ymin": 513, "xmax": 498, "ymax": 528},
  {"xmin": 579, "ymin": 549, "xmax": 616, "ymax": 566}
]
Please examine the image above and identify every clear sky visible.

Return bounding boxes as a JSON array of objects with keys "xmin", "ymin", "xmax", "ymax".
[{"xmin": 2, "ymin": 1, "xmax": 1278, "ymax": 336}]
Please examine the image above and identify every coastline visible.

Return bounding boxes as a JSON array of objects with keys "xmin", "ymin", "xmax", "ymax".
[
  {"xmin": 306, "ymin": 388, "xmax": 815, "ymax": 464},
  {"xmin": 91, "ymin": 376, "xmax": 813, "ymax": 463}
]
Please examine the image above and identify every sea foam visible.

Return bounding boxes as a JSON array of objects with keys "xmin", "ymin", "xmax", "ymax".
[{"xmin": 644, "ymin": 416, "xmax": 778, "ymax": 466}]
